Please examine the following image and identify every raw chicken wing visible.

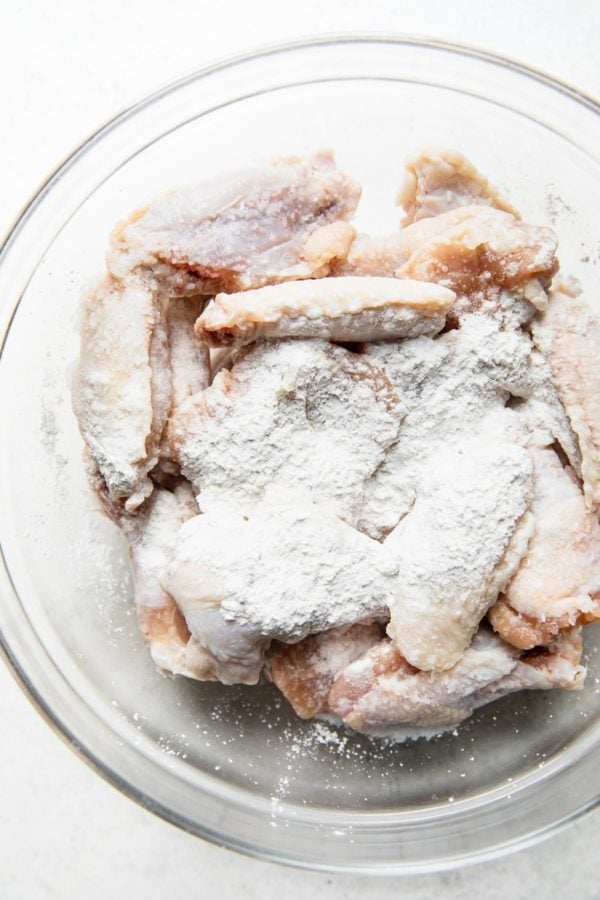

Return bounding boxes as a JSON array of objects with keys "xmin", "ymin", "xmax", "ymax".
[
  {"xmin": 107, "ymin": 151, "xmax": 360, "ymax": 294},
  {"xmin": 397, "ymin": 148, "xmax": 518, "ymax": 225},
  {"xmin": 120, "ymin": 482, "xmax": 217, "ymax": 679},
  {"xmin": 72, "ymin": 276, "xmax": 171, "ymax": 511},
  {"xmin": 383, "ymin": 436, "xmax": 534, "ymax": 671},
  {"xmin": 531, "ymin": 290, "xmax": 600, "ymax": 512},
  {"xmin": 196, "ymin": 276, "xmax": 455, "ymax": 347},
  {"xmin": 488, "ymin": 447, "xmax": 600, "ymax": 649},
  {"xmin": 328, "ymin": 628, "xmax": 584, "ymax": 734}
]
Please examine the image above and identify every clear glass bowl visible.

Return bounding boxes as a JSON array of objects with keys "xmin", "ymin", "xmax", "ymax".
[{"xmin": 1, "ymin": 37, "xmax": 599, "ymax": 874}]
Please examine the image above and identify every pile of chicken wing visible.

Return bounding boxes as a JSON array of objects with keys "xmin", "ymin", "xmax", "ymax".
[{"xmin": 72, "ymin": 148, "xmax": 600, "ymax": 737}]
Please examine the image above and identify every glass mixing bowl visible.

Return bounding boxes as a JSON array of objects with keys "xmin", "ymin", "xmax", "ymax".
[{"xmin": 1, "ymin": 37, "xmax": 599, "ymax": 874}]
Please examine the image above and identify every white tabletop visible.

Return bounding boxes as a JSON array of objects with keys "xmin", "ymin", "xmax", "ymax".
[{"xmin": 2, "ymin": 2, "xmax": 600, "ymax": 897}]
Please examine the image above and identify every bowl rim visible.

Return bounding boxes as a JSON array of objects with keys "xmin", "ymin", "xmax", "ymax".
[{"xmin": 1, "ymin": 34, "xmax": 599, "ymax": 875}]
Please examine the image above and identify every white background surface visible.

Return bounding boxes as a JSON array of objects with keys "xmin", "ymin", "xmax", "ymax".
[{"xmin": 1, "ymin": 2, "xmax": 600, "ymax": 897}]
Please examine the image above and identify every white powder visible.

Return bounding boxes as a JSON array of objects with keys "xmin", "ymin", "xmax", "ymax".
[
  {"xmin": 360, "ymin": 315, "xmax": 532, "ymax": 538},
  {"xmin": 170, "ymin": 339, "xmax": 403, "ymax": 527},
  {"xmin": 162, "ymin": 493, "xmax": 397, "ymax": 642}
]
